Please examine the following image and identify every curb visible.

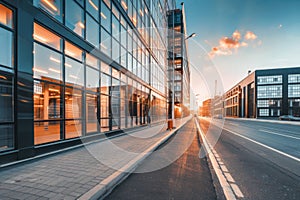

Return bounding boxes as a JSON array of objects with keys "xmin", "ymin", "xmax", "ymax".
[{"xmin": 79, "ymin": 117, "xmax": 192, "ymax": 200}]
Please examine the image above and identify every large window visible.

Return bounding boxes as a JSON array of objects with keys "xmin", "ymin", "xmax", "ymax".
[
  {"xmin": 257, "ymin": 85, "xmax": 282, "ymax": 99},
  {"xmin": 34, "ymin": 0, "xmax": 62, "ymax": 22},
  {"xmin": 86, "ymin": 14, "xmax": 99, "ymax": 48},
  {"xmin": 288, "ymin": 74, "xmax": 300, "ymax": 83},
  {"xmin": 0, "ymin": 4, "xmax": 14, "ymax": 151},
  {"xmin": 288, "ymin": 84, "xmax": 300, "ymax": 98},
  {"xmin": 257, "ymin": 75, "xmax": 282, "ymax": 85},
  {"xmin": 66, "ymin": 0, "xmax": 84, "ymax": 37}
]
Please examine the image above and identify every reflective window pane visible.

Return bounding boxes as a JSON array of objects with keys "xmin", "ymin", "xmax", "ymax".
[
  {"xmin": 101, "ymin": 73, "xmax": 111, "ymax": 94},
  {"xmin": 66, "ymin": 0, "xmax": 84, "ymax": 37},
  {"xmin": 101, "ymin": 61, "xmax": 110, "ymax": 75},
  {"xmin": 86, "ymin": 66, "xmax": 99, "ymax": 92},
  {"xmin": 66, "ymin": 119, "xmax": 82, "ymax": 139},
  {"xmin": 0, "ymin": 28, "xmax": 13, "ymax": 68},
  {"xmin": 0, "ymin": 124, "xmax": 13, "ymax": 151},
  {"xmin": 65, "ymin": 57, "xmax": 84, "ymax": 87},
  {"xmin": 65, "ymin": 41, "xmax": 83, "ymax": 61},
  {"xmin": 34, "ymin": 81, "xmax": 61, "ymax": 120},
  {"xmin": 65, "ymin": 87, "xmax": 82, "ymax": 119},
  {"xmin": 86, "ymin": 0, "xmax": 99, "ymax": 21},
  {"xmin": 86, "ymin": 14, "xmax": 99, "ymax": 48},
  {"xmin": 34, "ymin": 23, "xmax": 62, "ymax": 51},
  {"xmin": 34, "ymin": 121, "xmax": 60, "ymax": 145},
  {"xmin": 86, "ymin": 93, "xmax": 98, "ymax": 133},
  {"xmin": 100, "ymin": 27, "xmax": 111, "ymax": 57},
  {"xmin": 0, "ymin": 3, "xmax": 13, "ymax": 28},
  {"xmin": 0, "ymin": 71, "xmax": 13, "ymax": 122},
  {"xmin": 34, "ymin": 0, "xmax": 62, "ymax": 22},
  {"xmin": 86, "ymin": 53, "xmax": 99, "ymax": 69},
  {"xmin": 33, "ymin": 43, "xmax": 63, "ymax": 82},
  {"xmin": 101, "ymin": 1, "xmax": 111, "ymax": 32},
  {"xmin": 112, "ymin": 15, "xmax": 119, "ymax": 39}
]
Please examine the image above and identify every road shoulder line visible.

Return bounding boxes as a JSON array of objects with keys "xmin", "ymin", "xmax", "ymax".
[{"xmin": 195, "ymin": 118, "xmax": 244, "ymax": 200}]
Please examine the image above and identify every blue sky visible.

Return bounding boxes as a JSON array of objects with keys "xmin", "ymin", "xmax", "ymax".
[{"xmin": 178, "ymin": 0, "xmax": 300, "ymax": 102}]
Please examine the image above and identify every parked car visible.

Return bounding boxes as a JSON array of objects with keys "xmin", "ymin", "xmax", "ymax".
[{"xmin": 279, "ymin": 115, "xmax": 300, "ymax": 121}]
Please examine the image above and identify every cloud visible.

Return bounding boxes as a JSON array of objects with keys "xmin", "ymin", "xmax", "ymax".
[
  {"xmin": 209, "ymin": 30, "xmax": 258, "ymax": 58},
  {"xmin": 278, "ymin": 24, "xmax": 283, "ymax": 29},
  {"xmin": 232, "ymin": 30, "xmax": 241, "ymax": 40},
  {"xmin": 245, "ymin": 31, "xmax": 257, "ymax": 40}
]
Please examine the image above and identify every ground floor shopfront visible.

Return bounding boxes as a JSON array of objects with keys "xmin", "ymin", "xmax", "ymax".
[{"xmin": 0, "ymin": 0, "xmax": 168, "ymax": 164}]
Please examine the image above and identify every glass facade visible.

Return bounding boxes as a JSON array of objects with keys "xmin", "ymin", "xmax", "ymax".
[
  {"xmin": 0, "ymin": 0, "xmax": 175, "ymax": 162},
  {"xmin": 29, "ymin": 0, "xmax": 170, "ymax": 146},
  {"xmin": 0, "ymin": 3, "xmax": 14, "ymax": 151}
]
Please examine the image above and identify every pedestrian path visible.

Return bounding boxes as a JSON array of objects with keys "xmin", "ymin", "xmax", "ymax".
[{"xmin": 0, "ymin": 117, "xmax": 191, "ymax": 200}]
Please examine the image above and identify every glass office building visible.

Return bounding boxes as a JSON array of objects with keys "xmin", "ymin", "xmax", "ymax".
[
  {"xmin": 167, "ymin": 4, "xmax": 190, "ymax": 119},
  {"xmin": 0, "ymin": 0, "xmax": 176, "ymax": 163},
  {"xmin": 222, "ymin": 67, "xmax": 300, "ymax": 118}
]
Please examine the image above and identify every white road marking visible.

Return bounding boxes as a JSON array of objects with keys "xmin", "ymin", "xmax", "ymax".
[
  {"xmin": 222, "ymin": 127, "xmax": 300, "ymax": 163},
  {"xmin": 224, "ymin": 172, "xmax": 235, "ymax": 183},
  {"xmin": 220, "ymin": 165, "xmax": 229, "ymax": 172},
  {"xmin": 259, "ymin": 129, "xmax": 300, "ymax": 140},
  {"xmin": 231, "ymin": 183, "xmax": 244, "ymax": 198},
  {"xmin": 195, "ymin": 119, "xmax": 244, "ymax": 200},
  {"xmin": 228, "ymin": 122, "xmax": 239, "ymax": 126}
]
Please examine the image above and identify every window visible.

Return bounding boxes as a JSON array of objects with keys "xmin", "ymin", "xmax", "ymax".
[
  {"xmin": 34, "ymin": 81, "xmax": 62, "ymax": 145},
  {"xmin": 288, "ymin": 84, "xmax": 300, "ymax": 98},
  {"xmin": 0, "ymin": 27, "xmax": 13, "ymax": 68},
  {"xmin": 257, "ymin": 75, "xmax": 282, "ymax": 85},
  {"xmin": 86, "ymin": 0, "xmax": 99, "ymax": 21},
  {"xmin": 86, "ymin": 93, "xmax": 98, "ymax": 133},
  {"xmin": 65, "ymin": 87, "xmax": 82, "ymax": 139},
  {"xmin": 66, "ymin": 0, "xmax": 84, "ymax": 37},
  {"xmin": 34, "ymin": 0, "xmax": 62, "ymax": 22},
  {"xmin": 86, "ymin": 53, "xmax": 99, "ymax": 69},
  {"xmin": 259, "ymin": 109, "xmax": 269, "ymax": 116},
  {"xmin": 101, "ymin": 73, "xmax": 111, "ymax": 94},
  {"xmin": 34, "ymin": 23, "xmax": 62, "ymax": 51},
  {"xmin": 288, "ymin": 74, "xmax": 300, "ymax": 83},
  {"xmin": 101, "ymin": 1, "xmax": 111, "ymax": 33},
  {"xmin": 65, "ymin": 41, "xmax": 83, "ymax": 61},
  {"xmin": 86, "ymin": 66, "xmax": 99, "ymax": 92},
  {"xmin": 257, "ymin": 85, "xmax": 282, "ymax": 99},
  {"xmin": 33, "ymin": 43, "xmax": 63, "ymax": 81},
  {"xmin": 65, "ymin": 57, "xmax": 84, "ymax": 87},
  {"xmin": 100, "ymin": 27, "xmax": 111, "ymax": 57},
  {"xmin": 86, "ymin": 14, "xmax": 99, "ymax": 48}
]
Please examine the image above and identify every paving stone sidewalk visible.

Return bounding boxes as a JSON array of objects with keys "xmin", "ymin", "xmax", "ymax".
[{"xmin": 0, "ymin": 117, "xmax": 190, "ymax": 200}]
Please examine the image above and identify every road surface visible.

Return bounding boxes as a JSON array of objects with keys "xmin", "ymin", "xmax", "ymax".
[
  {"xmin": 105, "ymin": 119, "xmax": 218, "ymax": 200},
  {"xmin": 200, "ymin": 118, "xmax": 300, "ymax": 200}
]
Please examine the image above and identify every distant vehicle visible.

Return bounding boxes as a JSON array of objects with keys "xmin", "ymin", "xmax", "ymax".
[{"xmin": 279, "ymin": 115, "xmax": 300, "ymax": 121}]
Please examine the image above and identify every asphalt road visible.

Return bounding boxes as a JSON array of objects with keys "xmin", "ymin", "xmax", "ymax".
[
  {"xmin": 200, "ymin": 118, "xmax": 300, "ymax": 200},
  {"xmin": 105, "ymin": 119, "xmax": 218, "ymax": 200}
]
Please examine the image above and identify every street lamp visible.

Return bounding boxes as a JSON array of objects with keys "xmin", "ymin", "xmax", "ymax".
[{"xmin": 185, "ymin": 33, "xmax": 196, "ymax": 40}]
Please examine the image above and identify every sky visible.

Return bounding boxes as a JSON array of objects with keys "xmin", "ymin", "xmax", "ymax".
[{"xmin": 178, "ymin": 0, "xmax": 300, "ymax": 105}]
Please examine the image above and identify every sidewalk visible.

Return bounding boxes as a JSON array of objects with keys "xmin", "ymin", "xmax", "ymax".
[{"xmin": 0, "ymin": 117, "xmax": 191, "ymax": 200}]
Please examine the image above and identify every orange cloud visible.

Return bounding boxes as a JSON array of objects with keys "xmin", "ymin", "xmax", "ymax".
[
  {"xmin": 209, "ymin": 30, "xmax": 258, "ymax": 58},
  {"xmin": 232, "ymin": 30, "xmax": 241, "ymax": 40},
  {"xmin": 245, "ymin": 31, "xmax": 257, "ymax": 40}
]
